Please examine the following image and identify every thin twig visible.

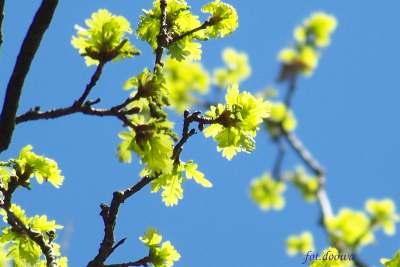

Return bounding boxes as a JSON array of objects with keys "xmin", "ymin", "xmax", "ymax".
[
  {"xmin": 0, "ymin": 0, "xmax": 58, "ymax": 153},
  {"xmin": 170, "ymin": 19, "xmax": 213, "ymax": 44},
  {"xmin": 75, "ymin": 62, "xmax": 105, "ymax": 106}
]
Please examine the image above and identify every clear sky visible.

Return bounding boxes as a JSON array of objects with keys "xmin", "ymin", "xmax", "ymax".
[{"xmin": 1, "ymin": 0, "xmax": 400, "ymax": 266}]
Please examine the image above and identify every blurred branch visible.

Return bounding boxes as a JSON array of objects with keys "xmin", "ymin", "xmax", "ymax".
[
  {"xmin": 0, "ymin": 0, "xmax": 58, "ymax": 153},
  {"xmin": 270, "ymin": 66, "xmax": 369, "ymax": 267}
]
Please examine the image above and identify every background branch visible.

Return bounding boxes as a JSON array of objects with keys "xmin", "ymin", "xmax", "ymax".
[{"xmin": 0, "ymin": 0, "xmax": 58, "ymax": 153}]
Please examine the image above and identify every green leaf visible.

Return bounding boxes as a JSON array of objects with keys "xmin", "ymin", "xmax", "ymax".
[
  {"xmin": 140, "ymin": 228, "xmax": 180, "ymax": 267},
  {"xmin": 381, "ymin": 250, "xmax": 400, "ymax": 267},
  {"xmin": 249, "ymin": 173, "xmax": 286, "ymax": 211},
  {"xmin": 204, "ymin": 85, "xmax": 270, "ymax": 160},
  {"xmin": 325, "ymin": 208, "xmax": 374, "ymax": 249},
  {"xmin": 286, "ymin": 231, "xmax": 314, "ymax": 256},
  {"xmin": 213, "ymin": 48, "xmax": 251, "ymax": 88},
  {"xmin": 184, "ymin": 161, "xmax": 212, "ymax": 188},
  {"xmin": 201, "ymin": 0, "xmax": 238, "ymax": 38},
  {"xmin": 365, "ymin": 198, "xmax": 400, "ymax": 236},
  {"xmin": 16, "ymin": 145, "xmax": 64, "ymax": 188},
  {"xmin": 71, "ymin": 9, "xmax": 139, "ymax": 66}
]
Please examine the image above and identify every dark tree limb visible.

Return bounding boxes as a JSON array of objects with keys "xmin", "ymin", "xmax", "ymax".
[
  {"xmin": 0, "ymin": 0, "xmax": 58, "ymax": 153},
  {"xmin": 0, "ymin": 0, "xmax": 4, "ymax": 47},
  {"xmin": 87, "ymin": 176, "xmax": 156, "ymax": 267},
  {"xmin": 104, "ymin": 256, "xmax": 152, "ymax": 267}
]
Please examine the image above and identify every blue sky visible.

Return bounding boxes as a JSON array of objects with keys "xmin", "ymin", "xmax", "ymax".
[{"xmin": 1, "ymin": 0, "xmax": 400, "ymax": 266}]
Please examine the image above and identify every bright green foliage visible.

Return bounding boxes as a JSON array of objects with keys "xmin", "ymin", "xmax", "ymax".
[
  {"xmin": 381, "ymin": 250, "xmax": 400, "ymax": 267},
  {"xmin": 150, "ymin": 161, "xmax": 212, "ymax": 206},
  {"xmin": 290, "ymin": 168, "xmax": 319, "ymax": 202},
  {"xmin": 250, "ymin": 173, "xmax": 286, "ymax": 211},
  {"xmin": 365, "ymin": 199, "xmax": 399, "ymax": 235},
  {"xmin": 71, "ymin": 9, "xmax": 139, "ymax": 66},
  {"xmin": 0, "ymin": 204, "xmax": 65, "ymax": 266},
  {"xmin": 309, "ymin": 247, "xmax": 353, "ymax": 267},
  {"xmin": 163, "ymin": 57, "xmax": 210, "ymax": 112},
  {"xmin": 201, "ymin": 0, "xmax": 238, "ymax": 38},
  {"xmin": 118, "ymin": 127, "xmax": 175, "ymax": 175},
  {"xmin": 0, "ymin": 164, "xmax": 14, "ymax": 190},
  {"xmin": 267, "ymin": 102, "xmax": 297, "ymax": 134},
  {"xmin": 124, "ymin": 67, "xmax": 170, "ymax": 109},
  {"xmin": 0, "ymin": 244, "xmax": 10, "ymax": 267},
  {"xmin": 118, "ymin": 68, "xmax": 178, "ymax": 175},
  {"xmin": 294, "ymin": 12, "xmax": 337, "ymax": 48},
  {"xmin": 286, "ymin": 231, "xmax": 314, "ymax": 256},
  {"xmin": 278, "ymin": 45, "xmax": 319, "ymax": 76},
  {"xmin": 140, "ymin": 228, "xmax": 181, "ymax": 267},
  {"xmin": 203, "ymin": 85, "xmax": 270, "ymax": 160},
  {"xmin": 278, "ymin": 12, "xmax": 337, "ymax": 77},
  {"xmin": 213, "ymin": 48, "xmax": 251, "ymax": 88},
  {"xmin": 184, "ymin": 161, "xmax": 213, "ymax": 188},
  {"xmin": 325, "ymin": 208, "xmax": 374, "ymax": 249},
  {"xmin": 137, "ymin": 0, "xmax": 203, "ymax": 60},
  {"xmin": 14, "ymin": 145, "xmax": 64, "ymax": 188},
  {"xmin": 137, "ymin": 0, "xmax": 238, "ymax": 61}
]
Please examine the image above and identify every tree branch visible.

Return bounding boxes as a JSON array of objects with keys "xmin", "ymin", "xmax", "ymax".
[
  {"xmin": 104, "ymin": 256, "xmax": 152, "ymax": 267},
  {"xmin": 154, "ymin": 0, "xmax": 169, "ymax": 68},
  {"xmin": 172, "ymin": 110, "xmax": 223, "ymax": 165},
  {"xmin": 75, "ymin": 61, "xmax": 105, "ymax": 106},
  {"xmin": 0, "ymin": 170, "xmax": 58, "ymax": 267},
  {"xmin": 170, "ymin": 19, "xmax": 213, "ymax": 44},
  {"xmin": 0, "ymin": 0, "xmax": 58, "ymax": 153},
  {"xmin": 0, "ymin": 0, "xmax": 4, "ymax": 47},
  {"xmin": 87, "ymin": 176, "xmax": 156, "ymax": 267}
]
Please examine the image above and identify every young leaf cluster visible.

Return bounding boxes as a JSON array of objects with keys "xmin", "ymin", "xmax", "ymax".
[
  {"xmin": 249, "ymin": 173, "xmax": 286, "ymax": 211},
  {"xmin": 278, "ymin": 12, "xmax": 337, "ymax": 77},
  {"xmin": 286, "ymin": 231, "xmax": 315, "ymax": 256},
  {"xmin": 72, "ymin": 9, "xmax": 140, "ymax": 66},
  {"xmin": 137, "ymin": 0, "xmax": 238, "ymax": 61},
  {"xmin": 203, "ymin": 85, "xmax": 270, "ymax": 160},
  {"xmin": 325, "ymin": 199, "xmax": 399, "ymax": 250},
  {"xmin": 140, "ymin": 228, "xmax": 180, "ymax": 267},
  {"xmin": 213, "ymin": 48, "xmax": 251, "ymax": 88}
]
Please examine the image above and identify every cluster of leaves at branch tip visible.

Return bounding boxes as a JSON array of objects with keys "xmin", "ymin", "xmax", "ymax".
[
  {"xmin": 203, "ymin": 85, "xmax": 270, "ymax": 160},
  {"xmin": 213, "ymin": 47, "xmax": 251, "ymax": 88},
  {"xmin": 249, "ymin": 173, "xmax": 286, "ymax": 211},
  {"xmin": 0, "ymin": 146, "xmax": 67, "ymax": 266},
  {"xmin": 278, "ymin": 12, "xmax": 337, "ymax": 77},
  {"xmin": 72, "ymin": 9, "xmax": 140, "ymax": 66},
  {"xmin": 266, "ymin": 100, "xmax": 297, "ymax": 136},
  {"xmin": 325, "ymin": 199, "xmax": 399, "ymax": 250},
  {"xmin": 289, "ymin": 167, "xmax": 319, "ymax": 202},
  {"xmin": 137, "ymin": 0, "xmax": 238, "ymax": 61},
  {"xmin": 286, "ymin": 231, "xmax": 314, "ymax": 256},
  {"xmin": 140, "ymin": 228, "xmax": 180, "ymax": 267}
]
